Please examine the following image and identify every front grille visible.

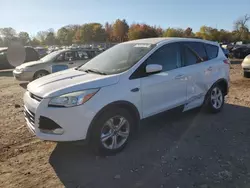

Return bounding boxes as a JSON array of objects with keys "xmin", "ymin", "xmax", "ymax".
[
  {"xmin": 29, "ymin": 92, "xmax": 43, "ymax": 102},
  {"xmin": 24, "ymin": 106, "xmax": 35, "ymax": 125}
]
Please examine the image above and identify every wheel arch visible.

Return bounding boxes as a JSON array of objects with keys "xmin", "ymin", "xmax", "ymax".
[
  {"xmin": 33, "ymin": 69, "xmax": 50, "ymax": 79},
  {"xmin": 86, "ymin": 100, "xmax": 141, "ymax": 142},
  {"xmin": 205, "ymin": 78, "xmax": 229, "ymax": 102}
]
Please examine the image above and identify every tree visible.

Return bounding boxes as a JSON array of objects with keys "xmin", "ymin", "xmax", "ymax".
[
  {"xmin": 36, "ymin": 31, "xmax": 48, "ymax": 45},
  {"xmin": 195, "ymin": 26, "xmax": 220, "ymax": 41},
  {"xmin": 105, "ymin": 22, "xmax": 114, "ymax": 42},
  {"xmin": 30, "ymin": 37, "xmax": 40, "ymax": 46},
  {"xmin": 18, "ymin": 32, "xmax": 30, "ymax": 45},
  {"xmin": 45, "ymin": 29, "xmax": 56, "ymax": 45},
  {"xmin": 184, "ymin": 27, "xmax": 194, "ymax": 37},
  {"xmin": 163, "ymin": 28, "xmax": 184, "ymax": 37},
  {"xmin": 113, "ymin": 19, "xmax": 129, "ymax": 42},
  {"xmin": 128, "ymin": 24, "xmax": 158, "ymax": 40},
  {"xmin": 77, "ymin": 23, "xmax": 106, "ymax": 43},
  {"xmin": 57, "ymin": 25, "xmax": 80, "ymax": 45},
  {"xmin": 0, "ymin": 27, "xmax": 17, "ymax": 46},
  {"xmin": 234, "ymin": 14, "xmax": 250, "ymax": 42}
]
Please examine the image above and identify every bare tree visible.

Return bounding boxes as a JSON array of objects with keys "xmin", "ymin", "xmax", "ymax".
[{"xmin": 234, "ymin": 14, "xmax": 250, "ymax": 40}]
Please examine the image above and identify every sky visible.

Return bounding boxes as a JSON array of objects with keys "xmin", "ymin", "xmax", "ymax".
[{"xmin": 1, "ymin": 0, "xmax": 249, "ymax": 36}]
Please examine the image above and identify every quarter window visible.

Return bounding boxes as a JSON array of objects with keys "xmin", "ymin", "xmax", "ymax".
[
  {"xmin": 205, "ymin": 44, "xmax": 219, "ymax": 60},
  {"xmin": 145, "ymin": 43, "xmax": 180, "ymax": 72}
]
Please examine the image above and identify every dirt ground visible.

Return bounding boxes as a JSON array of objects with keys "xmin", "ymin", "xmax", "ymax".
[{"xmin": 1, "ymin": 62, "xmax": 250, "ymax": 188}]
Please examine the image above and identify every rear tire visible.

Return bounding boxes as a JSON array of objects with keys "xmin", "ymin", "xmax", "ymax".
[
  {"xmin": 243, "ymin": 71, "xmax": 250, "ymax": 78},
  {"xmin": 89, "ymin": 108, "xmax": 134, "ymax": 156},
  {"xmin": 33, "ymin": 70, "xmax": 49, "ymax": 80},
  {"xmin": 204, "ymin": 84, "xmax": 224, "ymax": 113}
]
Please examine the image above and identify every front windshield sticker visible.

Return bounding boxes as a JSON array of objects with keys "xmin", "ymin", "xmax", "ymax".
[{"xmin": 134, "ymin": 44, "xmax": 151, "ymax": 48}]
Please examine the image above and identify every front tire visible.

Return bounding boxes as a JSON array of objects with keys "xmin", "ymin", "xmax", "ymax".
[
  {"xmin": 205, "ymin": 84, "xmax": 224, "ymax": 113},
  {"xmin": 33, "ymin": 70, "xmax": 49, "ymax": 80},
  {"xmin": 90, "ymin": 108, "xmax": 134, "ymax": 156}
]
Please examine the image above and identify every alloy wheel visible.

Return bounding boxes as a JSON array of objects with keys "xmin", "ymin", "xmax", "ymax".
[
  {"xmin": 211, "ymin": 87, "xmax": 223, "ymax": 109},
  {"xmin": 100, "ymin": 115, "xmax": 130, "ymax": 150}
]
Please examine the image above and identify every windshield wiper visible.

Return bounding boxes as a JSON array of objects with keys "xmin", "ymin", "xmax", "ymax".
[{"xmin": 82, "ymin": 68, "xmax": 107, "ymax": 75}]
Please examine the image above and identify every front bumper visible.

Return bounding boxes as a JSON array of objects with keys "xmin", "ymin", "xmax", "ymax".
[
  {"xmin": 13, "ymin": 70, "xmax": 34, "ymax": 81},
  {"xmin": 23, "ymin": 91, "xmax": 96, "ymax": 141}
]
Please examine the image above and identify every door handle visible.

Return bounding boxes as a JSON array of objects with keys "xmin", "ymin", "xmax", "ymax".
[
  {"xmin": 207, "ymin": 67, "xmax": 212, "ymax": 71},
  {"xmin": 69, "ymin": 61, "xmax": 74, "ymax": 64},
  {"xmin": 175, "ymin": 74, "xmax": 185, "ymax": 79}
]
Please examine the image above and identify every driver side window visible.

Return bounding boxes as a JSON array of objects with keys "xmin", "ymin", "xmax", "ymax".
[
  {"xmin": 55, "ymin": 53, "xmax": 65, "ymax": 62},
  {"xmin": 145, "ymin": 43, "xmax": 180, "ymax": 72}
]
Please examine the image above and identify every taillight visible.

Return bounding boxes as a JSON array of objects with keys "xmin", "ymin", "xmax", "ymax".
[{"xmin": 223, "ymin": 59, "xmax": 230, "ymax": 65}]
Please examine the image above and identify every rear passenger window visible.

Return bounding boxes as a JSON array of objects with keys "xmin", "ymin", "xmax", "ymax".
[
  {"xmin": 145, "ymin": 43, "xmax": 180, "ymax": 72},
  {"xmin": 183, "ymin": 46, "xmax": 199, "ymax": 66},
  {"xmin": 205, "ymin": 44, "xmax": 218, "ymax": 60},
  {"xmin": 186, "ymin": 42, "xmax": 208, "ymax": 61}
]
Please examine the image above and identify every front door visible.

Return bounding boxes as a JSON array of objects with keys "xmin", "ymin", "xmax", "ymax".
[{"xmin": 140, "ymin": 43, "xmax": 187, "ymax": 118}]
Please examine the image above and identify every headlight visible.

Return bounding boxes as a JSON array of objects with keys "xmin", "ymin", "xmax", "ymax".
[
  {"xmin": 15, "ymin": 67, "xmax": 31, "ymax": 72},
  {"xmin": 15, "ymin": 68, "xmax": 24, "ymax": 72},
  {"xmin": 48, "ymin": 88, "xmax": 99, "ymax": 107}
]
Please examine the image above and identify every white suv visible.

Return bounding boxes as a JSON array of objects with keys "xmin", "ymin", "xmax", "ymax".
[{"xmin": 23, "ymin": 38, "xmax": 230, "ymax": 155}]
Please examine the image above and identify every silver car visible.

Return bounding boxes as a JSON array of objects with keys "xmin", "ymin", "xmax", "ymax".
[{"xmin": 13, "ymin": 49, "xmax": 91, "ymax": 81}]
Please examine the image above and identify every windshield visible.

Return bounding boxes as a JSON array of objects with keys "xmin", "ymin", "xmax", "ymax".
[
  {"xmin": 78, "ymin": 43, "xmax": 155, "ymax": 74},
  {"xmin": 40, "ymin": 50, "xmax": 62, "ymax": 62}
]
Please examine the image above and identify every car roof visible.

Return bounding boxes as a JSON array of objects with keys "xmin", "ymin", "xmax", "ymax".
[{"xmin": 124, "ymin": 37, "xmax": 218, "ymax": 46}]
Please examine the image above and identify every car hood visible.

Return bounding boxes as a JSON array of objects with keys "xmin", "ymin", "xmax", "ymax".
[
  {"xmin": 18, "ymin": 60, "xmax": 44, "ymax": 68},
  {"xmin": 27, "ymin": 68, "xmax": 120, "ymax": 98}
]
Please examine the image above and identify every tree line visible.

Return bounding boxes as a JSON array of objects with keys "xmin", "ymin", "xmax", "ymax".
[{"xmin": 0, "ymin": 15, "xmax": 249, "ymax": 47}]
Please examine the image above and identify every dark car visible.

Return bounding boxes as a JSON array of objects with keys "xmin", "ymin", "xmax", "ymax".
[
  {"xmin": 221, "ymin": 47, "xmax": 229, "ymax": 58},
  {"xmin": 231, "ymin": 45, "xmax": 250, "ymax": 59},
  {"xmin": 0, "ymin": 46, "xmax": 39, "ymax": 70}
]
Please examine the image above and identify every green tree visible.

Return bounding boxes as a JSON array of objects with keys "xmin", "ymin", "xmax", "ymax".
[
  {"xmin": 128, "ymin": 24, "xmax": 158, "ymax": 40},
  {"xmin": 18, "ymin": 32, "xmax": 30, "ymax": 45},
  {"xmin": 77, "ymin": 23, "xmax": 106, "ymax": 43},
  {"xmin": 57, "ymin": 26, "xmax": 78, "ymax": 45},
  {"xmin": 113, "ymin": 19, "xmax": 129, "ymax": 42},
  {"xmin": 163, "ymin": 28, "xmax": 184, "ymax": 37}
]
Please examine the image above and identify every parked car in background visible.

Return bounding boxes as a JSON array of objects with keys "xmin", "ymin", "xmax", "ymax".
[
  {"xmin": 230, "ymin": 45, "xmax": 250, "ymax": 59},
  {"xmin": 221, "ymin": 47, "xmax": 229, "ymax": 58},
  {"xmin": 23, "ymin": 38, "xmax": 230, "ymax": 155},
  {"xmin": 241, "ymin": 54, "xmax": 250, "ymax": 77},
  {"xmin": 0, "ymin": 46, "xmax": 39, "ymax": 70},
  {"xmin": 13, "ymin": 49, "xmax": 92, "ymax": 81},
  {"xmin": 35, "ymin": 47, "xmax": 48, "ymax": 58}
]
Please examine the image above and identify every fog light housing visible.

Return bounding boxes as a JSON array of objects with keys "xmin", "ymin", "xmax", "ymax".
[{"xmin": 40, "ymin": 128, "xmax": 64, "ymax": 135}]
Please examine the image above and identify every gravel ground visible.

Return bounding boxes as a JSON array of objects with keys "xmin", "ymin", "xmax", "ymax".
[{"xmin": 1, "ymin": 62, "xmax": 250, "ymax": 188}]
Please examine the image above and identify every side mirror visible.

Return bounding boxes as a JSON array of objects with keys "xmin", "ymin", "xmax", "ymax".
[{"xmin": 146, "ymin": 64, "xmax": 162, "ymax": 74}]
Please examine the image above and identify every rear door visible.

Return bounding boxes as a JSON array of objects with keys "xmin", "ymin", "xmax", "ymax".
[{"xmin": 179, "ymin": 42, "xmax": 209, "ymax": 111}]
